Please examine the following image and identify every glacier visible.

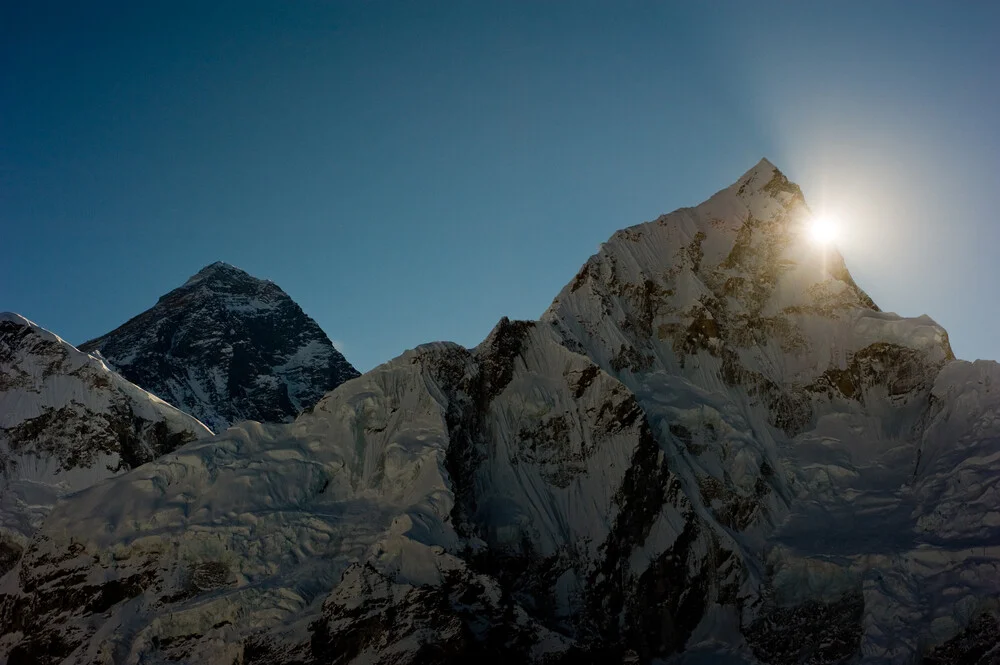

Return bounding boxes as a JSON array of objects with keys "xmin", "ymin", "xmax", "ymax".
[
  {"xmin": 1, "ymin": 160, "xmax": 998, "ymax": 664},
  {"xmin": 0, "ymin": 313, "xmax": 212, "ymax": 580}
]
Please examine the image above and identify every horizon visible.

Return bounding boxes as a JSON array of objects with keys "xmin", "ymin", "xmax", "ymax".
[
  {"xmin": 39, "ymin": 156, "xmax": 784, "ymax": 362},
  {"xmin": 9, "ymin": 5, "xmax": 1000, "ymax": 659},
  {"xmin": 0, "ymin": 156, "xmax": 850, "ymax": 369},
  {"xmin": 3, "ymin": 2, "xmax": 999, "ymax": 372}
]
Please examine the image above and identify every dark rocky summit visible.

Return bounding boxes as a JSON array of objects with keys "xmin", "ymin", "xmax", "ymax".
[
  {"xmin": 2, "ymin": 162, "xmax": 999, "ymax": 664},
  {"xmin": 79, "ymin": 262, "xmax": 359, "ymax": 431}
]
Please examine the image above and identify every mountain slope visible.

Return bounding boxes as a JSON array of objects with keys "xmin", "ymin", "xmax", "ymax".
[
  {"xmin": 0, "ymin": 313, "xmax": 212, "ymax": 578},
  {"xmin": 2, "ymin": 161, "xmax": 996, "ymax": 665},
  {"xmin": 79, "ymin": 262, "xmax": 359, "ymax": 431},
  {"xmin": 543, "ymin": 158, "xmax": 962, "ymax": 662}
]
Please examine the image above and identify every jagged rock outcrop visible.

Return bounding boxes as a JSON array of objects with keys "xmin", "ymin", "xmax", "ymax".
[
  {"xmin": 2, "ymin": 161, "xmax": 997, "ymax": 664},
  {"xmin": 79, "ymin": 262, "xmax": 359, "ymax": 431},
  {"xmin": 0, "ymin": 313, "xmax": 212, "ymax": 579}
]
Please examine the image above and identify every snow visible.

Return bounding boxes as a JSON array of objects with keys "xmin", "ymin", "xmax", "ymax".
[
  {"xmin": 180, "ymin": 261, "xmax": 247, "ymax": 288},
  {"xmin": 273, "ymin": 338, "xmax": 341, "ymax": 412},
  {"xmin": 4, "ymin": 347, "xmax": 458, "ymax": 661},
  {"xmin": 0, "ymin": 312, "xmax": 92, "ymax": 363},
  {"xmin": 540, "ymin": 158, "xmax": 992, "ymax": 662},
  {"xmin": 6, "ymin": 160, "xmax": 1000, "ymax": 663},
  {"xmin": 0, "ymin": 313, "xmax": 212, "ymax": 544},
  {"xmin": 79, "ymin": 262, "xmax": 359, "ymax": 431}
]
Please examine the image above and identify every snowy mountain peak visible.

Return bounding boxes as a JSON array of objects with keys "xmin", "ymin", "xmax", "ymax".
[
  {"xmin": 199, "ymin": 259, "xmax": 238, "ymax": 273},
  {"xmin": 180, "ymin": 260, "xmax": 266, "ymax": 289},
  {"xmin": 544, "ymin": 159, "xmax": 946, "ymax": 429},
  {"xmin": 0, "ymin": 312, "xmax": 65, "ymax": 346},
  {"xmin": 0, "ymin": 313, "xmax": 211, "ymax": 575},
  {"xmin": 79, "ymin": 263, "xmax": 359, "ymax": 431},
  {"xmin": 738, "ymin": 158, "xmax": 805, "ymax": 208},
  {"xmin": 743, "ymin": 156, "xmax": 778, "ymax": 177},
  {"xmin": 3, "ymin": 161, "xmax": 995, "ymax": 664}
]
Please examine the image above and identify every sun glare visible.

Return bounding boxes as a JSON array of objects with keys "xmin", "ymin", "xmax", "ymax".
[{"xmin": 808, "ymin": 213, "xmax": 840, "ymax": 245}]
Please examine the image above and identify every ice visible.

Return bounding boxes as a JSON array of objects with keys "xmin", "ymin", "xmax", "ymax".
[
  {"xmin": 5, "ymin": 161, "xmax": 1000, "ymax": 662},
  {"xmin": 0, "ymin": 314, "xmax": 212, "ymax": 544}
]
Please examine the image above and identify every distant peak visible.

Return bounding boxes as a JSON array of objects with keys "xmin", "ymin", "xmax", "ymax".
[
  {"xmin": 196, "ymin": 261, "xmax": 246, "ymax": 276},
  {"xmin": 182, "ymin": 261, "xmax": 255, "ymax": 287}
]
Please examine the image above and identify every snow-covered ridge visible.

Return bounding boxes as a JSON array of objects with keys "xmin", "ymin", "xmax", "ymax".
[
  {"xmin": 541, "ymin": 159, "xmax": 973, "ymax": 661},
  {"xmin": 2, "ymin": 161, "xmax": 997, "ymax": 664},
  {"xmin": 79, "ymin": 261, "xmax": 359, "ymax": 431},
  {"xmin": 0, "ymin": 312, "xmax": 212, "ymax": 577}
]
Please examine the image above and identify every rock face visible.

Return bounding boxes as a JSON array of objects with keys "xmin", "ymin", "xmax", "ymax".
[
  {"xmin": 79, "ymin": 262, "xmax": 359, "ymax": 431},
  {"xmin": 3, "ymin": 160, "xmax": 999, "ymax": 664},
  {"xmin": 0, "ymin": 313, "xmax": 212, "ymax": 579}
]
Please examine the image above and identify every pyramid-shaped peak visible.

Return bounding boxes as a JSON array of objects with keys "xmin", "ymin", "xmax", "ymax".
[
  {"xmin": 755, "ymin": 156, "xmax": 777, "ymax": 170},
  {"xmin": 182, "ymin": 261, "xmax": 257, "ymax": 288},
  {"xmin": 729, "ymin": 157, "xmax": 804, "ymax": 205},
  {"xmin": 736, "ymin": 157, "xmax": 781, "ymax": 184},
  {"xmin": 201, "ymin": 260, "xmax": 241, "ymax": 273},
  {"xmin": 80, "ymin": 259, "xmax": 359, "ymax": 431}
]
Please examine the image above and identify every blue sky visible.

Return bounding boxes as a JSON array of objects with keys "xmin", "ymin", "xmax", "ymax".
[{"xmin": 3, "ymin": 2, "xmax": 999, "ymax": 372}]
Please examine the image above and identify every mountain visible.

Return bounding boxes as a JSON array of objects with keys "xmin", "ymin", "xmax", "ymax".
[
  {"xmin": 2, "ymin": 160, "xmax": 996, "ymax": 664},
  {"xmin": 79, "ymin": 262, "xmax": 359, "ymax": 431},
  {"xmin": 0, "ymin": 313, "xmax": 212, "ymax": 579}
]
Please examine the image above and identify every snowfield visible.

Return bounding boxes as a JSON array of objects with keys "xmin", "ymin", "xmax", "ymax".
[
  {"xmin": 2, "ymin": 161, "xmax": 999, "ymax": 664},
  {"xmin": 0, "ymin": 313, "xmax": 212, "ymax": 576}
]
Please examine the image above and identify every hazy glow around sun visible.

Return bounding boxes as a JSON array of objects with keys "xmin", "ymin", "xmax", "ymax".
[{"xmin": 808, "ymin": 213, "xmax": 840, "ymax": 245}]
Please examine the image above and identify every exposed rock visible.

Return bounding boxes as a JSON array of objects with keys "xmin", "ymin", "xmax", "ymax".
[
  {"xmin": 79, "ymin": 262, "xmax": 359, "ymax": 430},
  {"xmin": 745, "ymin": 590, "xmax": 864, "ymax": 664},
  {"xmin": 2, "ymin": 160, "xmax": 996, "ymax": 664},
  {"xmin": 922, "ymin": 613, "xmax": 1000, "ymax": 665},
  {"xmin": 0, "ymin": 313, "xmax": 211, "ymax": 563}
]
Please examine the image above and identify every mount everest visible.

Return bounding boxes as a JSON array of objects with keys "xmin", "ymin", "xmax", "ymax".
[
  {"xmin": 1, "ymin": 160, "xmax": 998, "ymax": 664},
  {"xmin": 79, "ymin": 261, "xmax": 359, "ymax": 432}
]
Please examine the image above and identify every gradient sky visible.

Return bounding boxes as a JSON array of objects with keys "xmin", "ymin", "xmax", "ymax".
[{"xmin": 3, "ymin": 2, "xmax": 999, "ymax": 372}]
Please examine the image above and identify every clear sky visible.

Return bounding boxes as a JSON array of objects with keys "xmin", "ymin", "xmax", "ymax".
[{"xmin": 3, "ymin": 2, "xmax": 999, "ymax": 372}]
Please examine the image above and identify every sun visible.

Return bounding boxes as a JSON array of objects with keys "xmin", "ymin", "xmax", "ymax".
[{"xmin": 808, "ymin": 213, "xmax": 840, "ymax": 245}]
